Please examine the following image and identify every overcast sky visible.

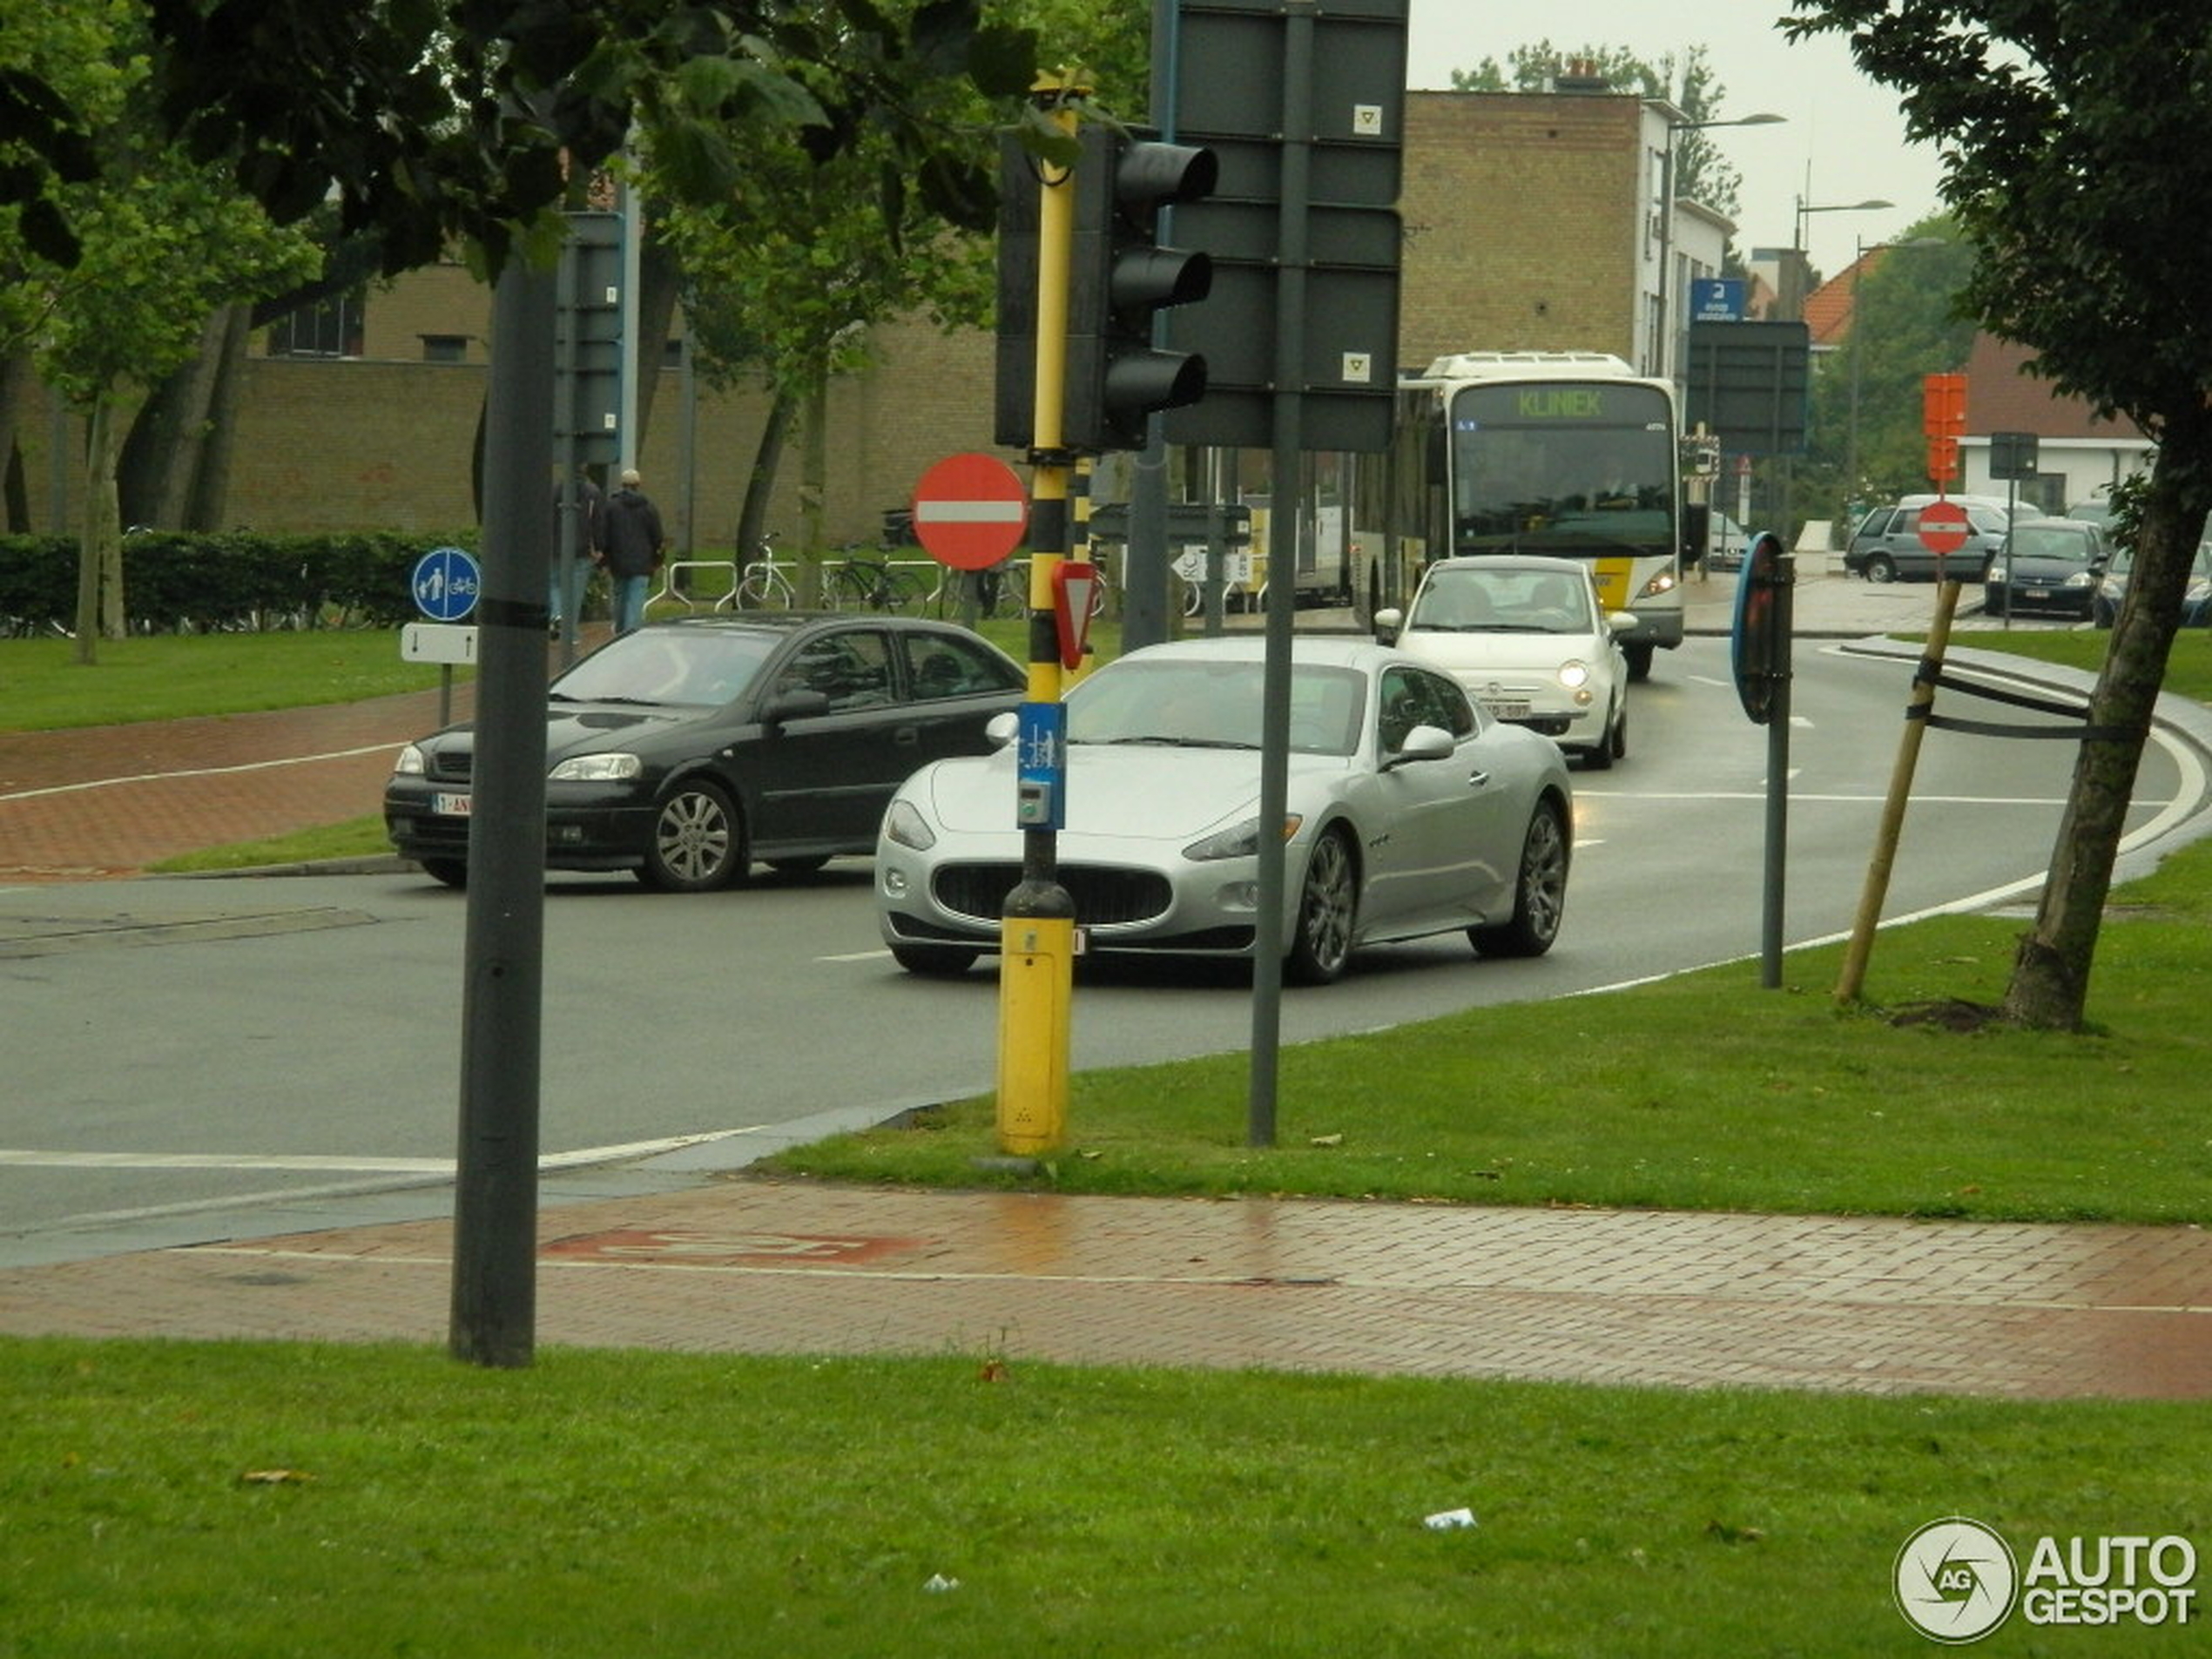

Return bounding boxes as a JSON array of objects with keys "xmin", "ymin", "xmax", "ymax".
[{"xmin": 1403, "ymin": 3, "xmax": 1949, "ymax": 277}]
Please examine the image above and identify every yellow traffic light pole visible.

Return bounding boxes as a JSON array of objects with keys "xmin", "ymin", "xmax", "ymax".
[{"xmin": 995, "ymin": 82, "xmax": 1082, "ymax": 1157}]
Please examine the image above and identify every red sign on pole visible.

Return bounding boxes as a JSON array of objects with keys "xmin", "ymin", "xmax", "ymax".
[
  {"xmin": 1916, "ymin": 498, "xmax": 1971, "ymax": 555},
  {"xmin": 910, "ymin": 452, "xmax": 1029, "ymax": 571},
  {"xmin": 1050, "ymin": 561, "xmax": 1099, "ymax": 670}
]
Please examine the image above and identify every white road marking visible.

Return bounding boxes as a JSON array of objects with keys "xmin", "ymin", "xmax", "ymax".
[
  {"xmin": 0, "ymin": 1126, "xmax": 765, "ymax": 1177},
  {"xmin": 0, "ymin": 744, "xmax": 398, "ymax": 803}
]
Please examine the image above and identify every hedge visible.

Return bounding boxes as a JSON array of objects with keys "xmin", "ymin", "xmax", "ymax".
[{"xmin": 0, "ymin": 529, "xmax": 482, "ymax": 634}]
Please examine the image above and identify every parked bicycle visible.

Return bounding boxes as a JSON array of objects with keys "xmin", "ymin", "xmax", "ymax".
[
  {"xmin": 826, "ymin": 543, "xmax": 931, "ymax": 613},
  {"xmin": 732, "ymin": 532, "xmax": 798, "ymax": 609}
]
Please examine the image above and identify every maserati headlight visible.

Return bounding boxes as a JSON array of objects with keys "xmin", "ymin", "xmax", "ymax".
[
  {"xmin": 883, "ymin": 798, "xmax": 936, "ymax": 852},
  {"xmin": 548, "ymin": 752, "xmax": 642, "ymax": 782},
  {"xmin": 1184, "ymin": 813, "xmax": 1303, "ymax": 861}
]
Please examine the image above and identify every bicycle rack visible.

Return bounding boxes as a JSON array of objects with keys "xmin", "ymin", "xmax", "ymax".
[{"xmin": 654, "ymin": 560, "xmax": 742, "ymax": 613}]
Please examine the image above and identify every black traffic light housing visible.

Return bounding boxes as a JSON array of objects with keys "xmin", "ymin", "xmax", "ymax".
[{"xmin": 1065, "ymin": 126, "xmax": 1217, "ymax": 452}]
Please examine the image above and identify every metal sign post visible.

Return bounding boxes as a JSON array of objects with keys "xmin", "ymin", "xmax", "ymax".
[{"xmin": 1730, "ymin": 531, "xmax": 1795, "ymax": 988}]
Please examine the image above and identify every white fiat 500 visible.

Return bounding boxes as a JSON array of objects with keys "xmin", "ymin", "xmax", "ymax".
[{"xmin": 1376, "ymin": 555, "xmax": 1634, "ymax": 769}]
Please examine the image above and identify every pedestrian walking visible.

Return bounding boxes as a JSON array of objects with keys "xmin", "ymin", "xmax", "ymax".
[
  {"xmin": 600, "ymin": 469, "xmax": 666, "ymax": 635},
  {"xmin": 550, "ymin": 466, "xmax": 604, "ymax": 637}
]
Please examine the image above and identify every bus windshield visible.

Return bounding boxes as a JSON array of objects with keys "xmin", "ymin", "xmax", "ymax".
[{"xmin": 1447, "ymin": 381, "xmax": 1676, "ymax": 558}]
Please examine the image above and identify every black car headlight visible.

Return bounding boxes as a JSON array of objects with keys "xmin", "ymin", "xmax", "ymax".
[
  {"xmin": 393, "ymin": 743, "xmax": 427, "ymax": 777},
  {"xmin": 548, "ymin": 752, "xmax": 642, "ymax": 782}
]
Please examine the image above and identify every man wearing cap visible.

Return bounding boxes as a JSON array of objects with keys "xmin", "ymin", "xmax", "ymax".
[{"xmin": 599, "ymin": 468, "xmax": 666, "ymax": 634}]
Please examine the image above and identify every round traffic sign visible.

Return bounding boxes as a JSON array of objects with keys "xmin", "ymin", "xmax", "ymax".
[
  {"xmin": 1916, "ymin": 499, "xmax": 1971, "ymax": 555},
  {"xmin": 410, "ymin": 546, "xmax": 481, "ymax": 621},
  {"xmin": 910, "ymin": 453, "xmax": 1028, "ymax": 571},
  {"xmin": 1730, "ymin": 530, "xmax": 1791, "ymax": 725}
]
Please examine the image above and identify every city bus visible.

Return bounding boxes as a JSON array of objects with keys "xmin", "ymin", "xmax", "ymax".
[{"xmin": 1352, "ymin": 351, "xmax": 1689, "ymax": 678}]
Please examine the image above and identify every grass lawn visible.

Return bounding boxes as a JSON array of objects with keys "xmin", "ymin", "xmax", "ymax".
[
  {"xmin": 4, "ymin": 1339, "xmax": 2207, "ymax": 1656},
  {"xmin": 3, "ymin": 619, "xmax": 2209, "ymax": 1653}
]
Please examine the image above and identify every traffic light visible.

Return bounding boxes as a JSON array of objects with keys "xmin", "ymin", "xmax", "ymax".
[
  {"xmin": 1064, "ymin": 125, "xmax": 1217, "ymax": 452},
  {"xmin": 992, "ymin": 132, "xmax": 1042, "ymax": 450}
]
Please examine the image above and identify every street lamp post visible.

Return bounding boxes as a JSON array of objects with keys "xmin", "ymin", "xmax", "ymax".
[
  {"xmin": 1844, "ymin": 234, "xmax": 1948, "ymax": 521},
  {"xmin": 1789, "ymin": 195, "xmax": 1894, "ymax": 318},
  {"xmin": 1653, "ymin": 110, "xmax": 1784, "ymax": 383}
]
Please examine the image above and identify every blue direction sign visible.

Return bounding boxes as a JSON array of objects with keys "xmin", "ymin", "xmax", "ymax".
[
  {"xmin": 411, "ymin": 546, "xmax": 481, "ymax": 621},
  {"xmin": 1689, "ymin": 278, "xmax": 1746, "ymax": 323}
]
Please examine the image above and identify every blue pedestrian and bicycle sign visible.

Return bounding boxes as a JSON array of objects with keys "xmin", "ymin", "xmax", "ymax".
[{"xmin": 411, "ymin": 546, "xmax": 481, "ymax": 621}]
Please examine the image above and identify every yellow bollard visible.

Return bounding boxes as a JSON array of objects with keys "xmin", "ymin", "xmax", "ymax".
[{"xmin": 995, "ymin": 911, "xmax": 1074, "ymax": 1155}]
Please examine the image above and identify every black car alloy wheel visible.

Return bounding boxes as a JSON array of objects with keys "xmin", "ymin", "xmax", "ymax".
[{"xmin": 642, "ymin": 778, "xmax": 747, "ymax": 892}]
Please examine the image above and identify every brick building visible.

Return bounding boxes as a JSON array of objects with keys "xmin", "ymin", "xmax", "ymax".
[{"xmin": 6, "ymin": 87, "xmax": 1723, "ymax": 552}]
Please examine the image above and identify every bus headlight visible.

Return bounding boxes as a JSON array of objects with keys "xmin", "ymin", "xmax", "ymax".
[{"xmin": 1637, "ymin": 570, "xmax": 1677, "ymax": 599}]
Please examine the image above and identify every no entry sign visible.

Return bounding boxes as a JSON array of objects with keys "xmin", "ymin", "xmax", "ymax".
[
  {"xmin": 1917, "ymin": 499, "xmax": 1971, "ymax": 555},
  {"xmin": 910, "ymin": 452, "xmax": 1029, "ymax": 571}
]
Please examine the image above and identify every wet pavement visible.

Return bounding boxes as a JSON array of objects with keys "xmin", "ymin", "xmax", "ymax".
[{"xmin": 3, "ymin": 576, "xmax": 2208, "ymax": 1399}]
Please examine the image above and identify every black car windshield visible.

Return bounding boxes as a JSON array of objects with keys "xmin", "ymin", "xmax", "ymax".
[
  {"xmin": 1068, "ymin": 659, "xmax": 1366, "ymax": 757},
  {"xmin": 2009, "ymin": 524, "xmax": 2097, "ymax": 563},
  {"xmin": 550, "ymin": 627, "xmax": 779, "ymax": 707}
]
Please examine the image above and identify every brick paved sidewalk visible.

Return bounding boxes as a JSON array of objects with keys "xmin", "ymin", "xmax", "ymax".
[
  {"xmin": 1, "ymin": 1179, "xmax": 2206, "ymax": 1399},
  {"xmin": 0, "ymin": 685, "xmax": 471, "ymax": 882}
]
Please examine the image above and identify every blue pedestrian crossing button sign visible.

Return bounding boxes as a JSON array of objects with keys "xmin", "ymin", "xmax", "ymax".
[{"xmin": 411, "ymin": 546, "xmax": 481, "ymax": 621}]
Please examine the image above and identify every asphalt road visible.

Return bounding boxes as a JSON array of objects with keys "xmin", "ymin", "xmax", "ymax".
[{"xmin": 2, "ymin": 633, "xmax": 2205, "ymax": 1264}]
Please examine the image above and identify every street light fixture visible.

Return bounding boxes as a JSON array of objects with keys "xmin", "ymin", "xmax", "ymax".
[
  {"xmin": 1654, "ymin": 110, "xmax": 1786, "ymax": 383},
  {"xmin": 1844, "ymin": 234, "xmax": 1949, "ymax": 518},
  {"xmin": 1791, "ymin": 196, "xmax": 1894, "ymax": 315}
]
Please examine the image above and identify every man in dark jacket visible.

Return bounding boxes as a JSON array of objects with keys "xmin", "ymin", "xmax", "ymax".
[{"xmin": 599, "ymin": 469, "xmax": 666, "ymax": 634}]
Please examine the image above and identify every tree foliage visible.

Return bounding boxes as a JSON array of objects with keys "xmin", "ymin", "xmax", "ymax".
[
  {"xmin": 2, "ymin": 0, "xmax": 319, "ymax": 655},
  {"xmin": 1795, "ymin": 216, "xmax": 1978, "ymax": 527},
  {"xmin": 1788, "ymin": 1, "xmax": 2212, "ymax": 1030},
  {"xmin": 1449, "ymin": 40, "xmax": 1745, "ymax": 220}
]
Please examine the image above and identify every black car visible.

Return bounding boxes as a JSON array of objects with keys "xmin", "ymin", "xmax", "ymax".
[
  {"xmin": 384, "ymin": 614, "xmax": 1026, "ymax": 891},
  {"xmin": 1982, "ymin": 516, "xmax": 2107, "ymax": 619}
]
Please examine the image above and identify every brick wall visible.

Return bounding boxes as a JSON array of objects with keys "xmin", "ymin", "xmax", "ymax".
[
  {"xmin": 1398, "ymin": 91, "xmax": 1641, "ymax": 368},
  {"xmin": 4, "ymin": 90, "xmax": 1661, "ymax": 543}
]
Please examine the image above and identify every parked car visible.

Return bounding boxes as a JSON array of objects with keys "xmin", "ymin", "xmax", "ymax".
[
  {"xmin": 385, "ymin": 614, "xmax": 1026, "ymax": 891},
  {"xmin": 1372, "ymin": 555, "xmax": 1631, "ymax": 769},
  {"xmin": 1844, "ymin": 496, "xmax": 2012, "ymax": 583},
  {"xmin": 1983, "ymin": 516, "xmax": 2109, "ymax": 619},
  {"xmin": 2094, "ymin": 538, "xmax": 2212, "ymax": 628},
  {"xmin": 874, "ymin": 637, "xmax": 1576, "ymax": 984}
]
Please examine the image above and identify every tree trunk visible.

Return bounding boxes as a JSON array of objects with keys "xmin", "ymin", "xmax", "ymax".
[
  {"xmin": 2001, "ymin": 427, "xmax": 2209, "ymax": 1029},
  {"xmin": 73, "ymin": 394, "xmax": 118, "ymax": 662},
  {"xmin": 796, "ymin": 362, "xmax": 829, "ymax": 608},
  {"xmin": 89, "ymin": 390, "xmax": 128, "ymax": 640},
  {"xmin": 737, "ymin": 384, "xmax": 792, "ymax": 559},
  {"xmin": 121, "ymin": 307, "xmax": 235, "ymax": 526},
  {"xmin": 632, "ymin": 231, "xmax": 680, "ymax": 454},
  {"xmin": 187, "ymin": 304, "xmax": 253, "ymax": 529},
  {"xmin": 0, "ymin": 353, "xmax": 31, "ymax": 533}
]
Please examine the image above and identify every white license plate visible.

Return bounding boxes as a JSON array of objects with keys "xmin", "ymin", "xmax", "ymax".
[
  {"xmin": 431, "ymin": 792, "xmax": 473, "ymax": 817},
  {"xmin": 1480, "ymin": 700, "xmax": 1533, "ymax": 721},
  {"xmin": 2024, "ymin": 588, "xmax": 2052, "ymax": 601}
]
